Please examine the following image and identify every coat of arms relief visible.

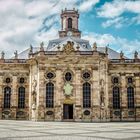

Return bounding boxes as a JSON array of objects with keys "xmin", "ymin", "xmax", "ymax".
[{"xmin": 63, "ymin": 41, "xmax": 75, "ymax": 54}]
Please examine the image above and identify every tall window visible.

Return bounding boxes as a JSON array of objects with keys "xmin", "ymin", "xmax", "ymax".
[
  {"xmin": 18, "ymin": 87, "xmax": 25, "ymax": 108},
  {"xmin": 127, "ymin": 87, "xmax": 134, "ymax": 109},
  {"xmin": 68, "ymin": 18, "xmax": 72, "ymax": 29},
  {"xmin": 113, "ymin": 87, "xmax": 120, "ymax": 109},
  {"xmin": 4, "ymin": 87, "xmax": 11, "ymax": 108},
  {"xmin": 46, "ymin": 82, "xmax": 54, "ymax": 108},
  {"xmin": 83, "ymin": 82, "xmax": 91, "ymax": 108}
]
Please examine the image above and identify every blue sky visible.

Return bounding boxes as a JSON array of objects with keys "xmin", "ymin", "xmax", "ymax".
[{"xmin": 0, "ymin": 0, "xmax": 140, "ymax": 58}]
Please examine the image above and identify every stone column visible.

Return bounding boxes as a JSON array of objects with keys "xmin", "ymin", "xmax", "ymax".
[
  {"xmin": 75, "ymin": 69, "xmax": 82, "ymax": 122},
  {"xmin": 92, "ymin": 68, "xmax": 100, "ymax": 122},
  {"xmin": 37, "ymin": 68, "xmax": 45, "ymax": 121},
  {"xmin": 135, "ymin": 75, "xmax": 140, "ymax": 121},
  {"xmin": 11, "ymin": 75, "xmax": 17, "ymax": 119},
  {"xmin": 108, "ymin": 75, "xmax": 112, "ymax": 120},
  {"xmin": 30, "ymin": 64, "xmax": 38, "ymax": 121},
  {"xmin": 120, "ymin": 74, "xmax": 127, "ymax": 121},
  {"xmin": 54, "ymin": 69, "xmax": 62, "ymax": 121},
  {"xmin": 0, "ymin": 76, "xmax": 3, "ymax": 119}
]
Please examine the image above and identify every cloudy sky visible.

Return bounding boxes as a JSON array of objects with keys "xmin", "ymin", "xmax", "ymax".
[{"xmin": 0, "ymin": 0, "xmax": 140, "ymax": 58}]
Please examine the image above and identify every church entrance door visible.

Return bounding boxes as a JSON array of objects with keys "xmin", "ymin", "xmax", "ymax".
[{"xmin": 63, "ymin": 104, "xmax": 73, "ymax": 120}]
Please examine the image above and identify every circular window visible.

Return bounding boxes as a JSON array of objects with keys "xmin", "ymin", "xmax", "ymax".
[
  {"xmin": 83, "ymin": 72, "xmax": 91, "ymax": 80},
  {"xmin": 84, "ymin": 110, "xmax": 90, "ymax": 115},
  {"xmin": 113, "ymin": 77, "xmax": 119, "ymax": 84},
  {"xmin": 46, "ymin": 72, "xmax": 54, "ymax": 79},
  {"xmin": 128, "ymin": 77, "xmax": 133, "ymax": 84},
  {"xmin": 20, "ymin": 78, "xmax": 25, "ymax": 83},
  {"xmin": 114, "ymin": 111, "xmax": 120, "ymax": 116},
  {"xmin": 46, "ymin": 111, "xmax": 53, "ymax": 115},
  {"xmin": 6, "ymin": 78, "xmax": 11, "ymax": 83},
  {"xmin": 65, "ymin": 72, "xmax": 72, "ymax": 81}
]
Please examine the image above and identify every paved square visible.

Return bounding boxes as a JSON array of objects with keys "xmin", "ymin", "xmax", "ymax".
[{"xmin": 0, "ymin": 120, "xmax": 140, "ymax": 140}]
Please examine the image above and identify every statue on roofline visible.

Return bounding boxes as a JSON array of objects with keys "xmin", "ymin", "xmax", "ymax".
[
  {"xmin": 1, "ymin": 51, "xmax": 5, "ymax": 59},
  {"xmin": 14, "ymin": 50, "xmax": 18, "ymax": 59}
]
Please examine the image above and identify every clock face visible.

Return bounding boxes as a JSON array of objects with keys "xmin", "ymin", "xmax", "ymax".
[{"xmin": 67, "ymin": 31, "xmax": 72, "ymax": 36}]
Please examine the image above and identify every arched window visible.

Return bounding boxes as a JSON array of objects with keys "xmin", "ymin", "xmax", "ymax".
[
  {"xmin": 46, "ymin": 82, "xmax": 54, "ymax": 108},
  {"xmin": 18, "ymin": 87, "xmax": 25, "ymax": 108},
  {"xmin": 4, "ymin": 87, "xmax": 11, "ymax": 108},
  {"xmin": 127, "ymin": 87, "xmax": 134, "ymax": 109},
  {"xmin": 68, "ymin": 18, "xmax": 72, "ymax": 29},
  {"xmin": 113, "ymin": 87, "xmax": 120, "ymax": 109},
  {"xmin": 83, "ymin": 82, "xmax": 91, "ymax": 108}
]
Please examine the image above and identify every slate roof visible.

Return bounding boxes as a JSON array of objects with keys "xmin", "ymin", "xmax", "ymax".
[
  {"xmin": 47, "ymin": 36, "xmax": 91, "ymax": 51},
  {"xmin": 13, "ymin": 36, "xmax": 127, "ymax": 59},
  {"xmin": 16, "ymin": 47, "xmax": 123, "ymax": 59}
]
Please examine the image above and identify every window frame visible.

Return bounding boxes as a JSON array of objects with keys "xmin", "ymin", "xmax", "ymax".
[
  {"xmin": 18, "ymin": 86, "xmax": 25, "ymax": 109},
  {"xmin": 46, "ymin": 82, "xmax": 54, "ymax": 108},
  {"xmin": 127, "ymin": 86, "xmax": 135, "ymax": 109},
  {"xmin": 113, "ymin": 86, "xmax": 120, "ymax": 109},
  {"xmin": 83, "ymin": 82, "xmax": 91, "ymax": 108},
  {"xmin": 4, "ymin": 86, "xmax": 11, "ymax": 109}
]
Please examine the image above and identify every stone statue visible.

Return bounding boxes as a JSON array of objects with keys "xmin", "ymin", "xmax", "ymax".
[
  {"xmin": 76, "ymin": 44, "xmax": 80, "ymax": 51},
  {"xmin": 120, "ymin": 51, "xmax": 124, "ymax": 59},
  {"xmin": 32, "ymin": 79, "xmax": 37, "ymax": 92},
  {"xmin": 1, "ymin": 51, "xmax": 5, "ymax": 59},
  {"xmin": 93, "ymin": 42, "xmax": 97, "ymax": 51},
  {"xmin": 14, "ymin": 50, "xmax": 18, "ymax": 59},
  {"xmin": 32, "ymin": 79, "xmax": 37, "ymax": 104},
  {"xmin": 29, "ymin": 44, "xmax": 33, "ymax": 53},
  {"xmin": 105, "ymin": 45, "xmax": 109, "ymax": 55},
  {"xmin": 134, "ymin": 51, "xmax": 138, "ymax": 59},
  {"xmin": 40, "ymin": 42, "xmax": 44, "ymax": 51},
  {"xmin": 100, "ymin": 91, "xmax": 105, "ymax": 107},
  {"xmin": 57, "ymin": 45, "xmax": 61, "ymax": 51}
]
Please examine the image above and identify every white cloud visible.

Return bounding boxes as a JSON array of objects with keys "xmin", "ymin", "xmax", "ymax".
[
  {"xmin": 97, "ymin": 0, "xmax": 140, "ymax": 28},
  {"xmin": 79, "ymin": 0, "xmax": 99, "ymax": 12},
  {"xmin": 0, "ymin": 0, "xmax": 139, "ymax": 59},
  {"xmin": 97, "ymin": 0, "xmax": 140, "ymax": 18},
  {"xmin": 131, "ymin": 14, "xmax": 140, "ymax": 25},
  {"xmin": 102, "ymin": 16, "xmax": 129, "ymax": 28},
  {"xmin": 0, "ymin": 0, "xmax": 98, "ymax": 58},
  {"xmin": 82, "ymin": 32, "xmax": 140, "ymax": 58}
]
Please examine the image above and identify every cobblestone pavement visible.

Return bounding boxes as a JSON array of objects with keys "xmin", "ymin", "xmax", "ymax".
[{"xmin": 0, "ymin": 120, "xmax": 140, "ymax": 140}]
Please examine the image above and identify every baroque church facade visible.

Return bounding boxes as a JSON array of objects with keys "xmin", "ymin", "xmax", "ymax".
[{"xmin": 0, "ymin": 9, "xmax": 140, "ymax": 122}]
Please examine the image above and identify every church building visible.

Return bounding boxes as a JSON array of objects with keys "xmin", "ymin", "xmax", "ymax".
[{"xmin": 0, "ymin": 9, "xmax": 140, "ymax": 122}]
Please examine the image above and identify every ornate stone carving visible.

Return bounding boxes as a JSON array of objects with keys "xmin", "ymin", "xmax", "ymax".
[
  {"xmin": 63, "ymin": 41, "xmax": 75, "ymax": 54},
  {"xmin": 32, "ymin": 78, "xmax": 37, "ymax": 105},
  {"xmin": 63, "ymin": 83, "xmax": 73, "ymax": 96},
  {"xmin": 32, "ymin": 79, "xmax": 37, "ymax": 92}
]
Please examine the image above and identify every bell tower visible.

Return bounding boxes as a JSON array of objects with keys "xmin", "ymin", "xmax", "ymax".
[{"xmin": 59, "ymin": 8, "xmax": 81, "ymax": 38}]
